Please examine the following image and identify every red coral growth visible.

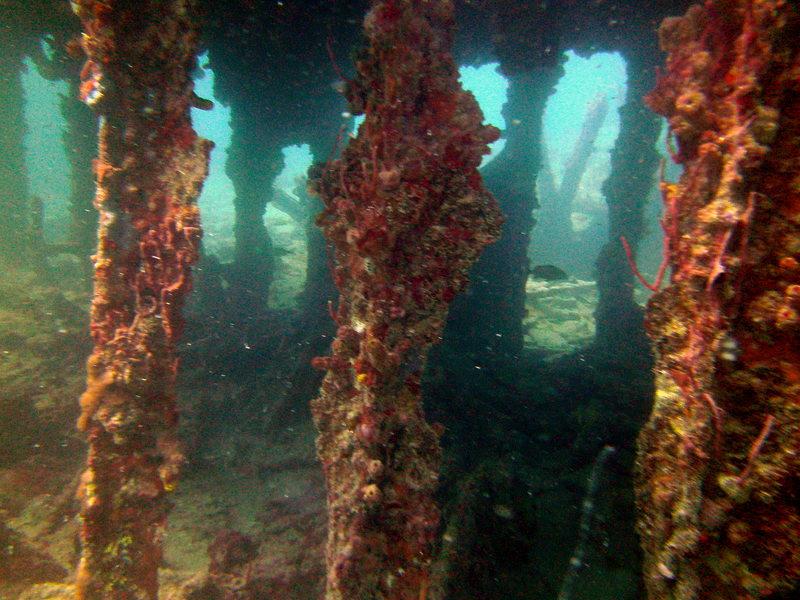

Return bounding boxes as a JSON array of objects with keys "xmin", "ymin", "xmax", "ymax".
[
  {"xmin": 71, "ymin": 1, "xmax": 212, "ymax": 598},
  {"xmin": 636, "ymin": 2, "xmax": 800, "ymax": 598},
  {"xmin": 309, "ymin": 1, "xmax": 502, "ymax": 598}
]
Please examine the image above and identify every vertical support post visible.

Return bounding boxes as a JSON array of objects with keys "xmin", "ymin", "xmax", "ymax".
[
  {"xmin": 71, "ymin": 1, "xmax": 212, "ymax": 597},
  {"xmin": 447, "ymin": 69, "xmax": 558, "ymax": 362},
  {"xmin": 225, "ymin": 120, "xmax": 281, "ymax": 314},
  {"xmin": 310, "ymin": 1, "xmax": 502, "ymax": 597},
  {"xmin": 593, "ymin": 54, "xmax": 661, "ymax": 355},
  {"xmin": 637, "ymin": 2, "xmax": 800, "ymax": 598}
]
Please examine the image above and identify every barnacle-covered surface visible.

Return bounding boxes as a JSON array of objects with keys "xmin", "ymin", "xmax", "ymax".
[
  {"xmin": 636, "ymin": 1, "xmax": 800, "ymax": 598},
  {"xmin": 309, "ymin": 0, "xmax": 503, "ymax": 597},
  {"xmin": 70, "ymin": 0, "xmax": 212, "ymax": 598}
]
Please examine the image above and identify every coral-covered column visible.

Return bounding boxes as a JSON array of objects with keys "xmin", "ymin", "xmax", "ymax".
[
  {"xmin": 71, "ymin": 1, "xmax": 211, "ymax": 598},
  {"xmin": 636, "ymin": 2, "xmax": 800, "ymax": 598},
  {"xmin": 310, "ymin": 1, "xmax": 502, "ymax": 598},
  {"xmin": 593, "ymin": 53, "xmax": 662, "ymax": 354}
]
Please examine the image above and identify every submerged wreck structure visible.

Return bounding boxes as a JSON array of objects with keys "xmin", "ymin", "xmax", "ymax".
[
  {"xmin": 2, "ymin": 0, "xmax": 800, "ymax": 599},
  {"xmin": 71, "ymin": 0, "xmax": 211, "ymax": 597},
  {"xmin": 309, "ymin": 0, "xmax": 502, "ymax": 597},
  {"xmin": 636, "ymin": 1, "xmax": 800, "ymax": 598}
]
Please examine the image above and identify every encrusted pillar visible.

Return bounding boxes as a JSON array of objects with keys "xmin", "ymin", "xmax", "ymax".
[
  {"xmin": 204, "ymin": 0, "xmax": 363, "ymax": 318},
  {"xmin": 636, "ymin": 2, "xmax": 800, "ymax": 598},
  {"xmin": 71, "ymin": 1, "xmax": 211, "ymax": 597},
  {"xmin": 593, "ymin": 52, "xmax": 662, "ymax": 355},
  {"xmin": 310, "ymin": 1, "xmax": 502, "ymax": 597},
  {"xmin": 225, "ymin": 119, "xmax": 281, "ymax": 314}
]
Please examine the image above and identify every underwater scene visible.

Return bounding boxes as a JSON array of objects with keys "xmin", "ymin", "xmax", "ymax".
[{"xmin": 1, "ymin": 0, "xmax": 799, "ymax": 599}]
